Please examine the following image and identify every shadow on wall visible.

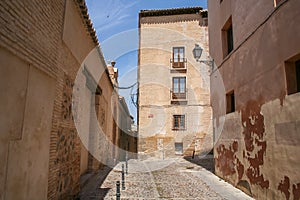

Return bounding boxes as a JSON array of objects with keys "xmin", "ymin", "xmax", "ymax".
[{"xmin": 183, "ymin": 151, "xmax": 215, "ymax": 173}]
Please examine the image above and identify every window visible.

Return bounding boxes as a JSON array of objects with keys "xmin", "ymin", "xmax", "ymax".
[
  {"xmin": 173, "ymin": 115, "xmax": 185, "ymax": 130},
  {"xmin": 285, "ymin": 56, "xmax": 300, "ymax": 95},
  {"xmin": 172, "ymin": 77, "xmax": 186, "ymax": 99},
  {"xmin": 296, "ymin": 60, "xmax": 300, "ymax": 92},
  {"xmin": 222, "ymin": 17, "xmax": 233, "ymax": 57},
  {"xmin": 226, "ymin": 90, "xmax": 235, "ymax": 114},
  {"xmin": 227, "ymin": 25, "xmax": 233, "ymax": 53},
  {"xmin": 172, "ymin": 47, "xmax": 186, "ymax": 68},
  {"xmin": 175, "ymin": 142, "xmax": 183, "ymax": 155}
]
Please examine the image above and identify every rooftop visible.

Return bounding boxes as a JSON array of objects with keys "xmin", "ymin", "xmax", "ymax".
[
  {"xmin": 140, "ymin": 7, "xmax": 206, "ymax": 18},
  {"xmin": 75, "ymin": 0, "xmax": 99, "ymax": 45}
]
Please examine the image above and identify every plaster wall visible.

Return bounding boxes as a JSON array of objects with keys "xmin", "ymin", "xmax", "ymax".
[
  {"xmin": 0, "ymin": 0, "xmax": 110, "ymax": 199},
  {"xmin": 118, "ymin": 98, "xmax": 137, "ymax": 161},
  {"xmin": 77, "ymin": 85, "xmax": 92, "ymax": 175},
  {"xmin": 209, "ymin": 0, "xmax": 300, "ymax": 199},
  {"xmin": 98, "ymin": 71, "xmax": 119, "ymax": 165},
  {"xmin": 0, "ymin": 49, "xmax": 56, "ymax": 200}
]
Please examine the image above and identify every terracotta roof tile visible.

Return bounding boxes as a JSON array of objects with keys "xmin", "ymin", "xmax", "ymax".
[{"xmin": 75, "ymin": 0, "xmax": 99, "ymax": 45}]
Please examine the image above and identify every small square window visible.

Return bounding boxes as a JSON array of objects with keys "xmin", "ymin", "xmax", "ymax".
[
  {"xmin": 285, "ymin": 56, "xmax": 300, "ymax": 95},
  {"xmin": 173, "ymin": 115, "xmax": 185, "ymax": 130},
  {"xmin": 226, "ymin": 91, "xmax": 235, "ymax": 114},
  {"xmin": 175, "ymin": 142, "xmax": 183, "ymax": 155}
]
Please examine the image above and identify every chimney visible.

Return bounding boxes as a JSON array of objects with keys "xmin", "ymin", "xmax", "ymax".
[{"xmin": 111, "ymin": 60, "xmax": 116, "ymax": 67}]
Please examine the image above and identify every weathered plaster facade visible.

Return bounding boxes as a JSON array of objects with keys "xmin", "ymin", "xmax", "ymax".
[
  {"xmin": 118, "ymin": 96, "xmax": 138, "ymax": 161},
  {"xmin": 208, "ymin": 0, "xmax": 300, "ymax": 199},
  {"xmin": 138, "ymin": 8, "xmax": 213, "ymax": 159},
  {"xmin": 0, "ymin": 0, "xmax": 121, "ymax": 199}
]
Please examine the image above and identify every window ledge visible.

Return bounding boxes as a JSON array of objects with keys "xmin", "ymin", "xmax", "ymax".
[
  {"xmin": 287, "ymin": 91, "xmax": 300, "ymax": 98},
  {"xmin": 223, "ymin": 50, "xmax": 234, "ymax": 61},
  {"xmin": 170, "ymin": 68, "xmax": 187, "ymax": 73},
  {"xmin": 172, "ymin": 128, "xmax": 186, "ymax": 131},
  {"xmin": 171, "ymin": 100, "xmax": 187, "ymax": 105},
  {"xmin": 225, "ymin": 111, "xmax": 236, "ymax": 118}
]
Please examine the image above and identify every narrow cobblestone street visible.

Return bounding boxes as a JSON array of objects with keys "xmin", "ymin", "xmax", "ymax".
[{"xmin": 80, "ymin": 156, "xmax": 254, "ymax": 199}]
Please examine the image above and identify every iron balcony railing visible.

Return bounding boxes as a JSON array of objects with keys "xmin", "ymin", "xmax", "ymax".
[
  {"xmin": 170, "ymin": 89, "xmax": 187, "ymax": 100},
  {"xmin": 170, "ymin": 58, "xmax": 187, "ymax": 69}
]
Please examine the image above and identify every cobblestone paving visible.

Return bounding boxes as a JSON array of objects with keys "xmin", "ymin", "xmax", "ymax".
[{"xmin": 80, "ymin": 156, "xmax": 254, "ymax": 200}]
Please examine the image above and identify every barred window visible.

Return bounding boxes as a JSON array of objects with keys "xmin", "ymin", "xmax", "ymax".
[{"xmin": 173, "ymin": 115, "xmax": 185, "ymax": 130}]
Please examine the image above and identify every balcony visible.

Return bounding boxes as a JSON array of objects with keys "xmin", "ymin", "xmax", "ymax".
[
  {"xmin": 170, "ymin": 89, "xmax": 187, "ymax": 105},
  {"xmin": 170, "ymin": 58, "xmax": 187, "ymax": 73}
]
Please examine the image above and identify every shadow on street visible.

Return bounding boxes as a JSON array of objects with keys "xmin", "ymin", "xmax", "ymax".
[
  {"xmin": 79, "ymin": 165, "xmax": 113, "ymax": 200},
  {"xmin": 183, "ymin": 153, "xmax": 215, "ymax": 173}
]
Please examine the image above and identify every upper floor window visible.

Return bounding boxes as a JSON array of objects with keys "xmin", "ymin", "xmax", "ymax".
[
  {"xmin": 172, "ymin": 47, "xmax": 186, "ymax": 68},
  {"xmin": 227, "ymin": 25, "xmax": 233, "ymax": 53},
  {"xmin": 285, "ymin": 55, "xmax": 300, "ymax": 95},
  {"xmin": 222, "ymin": 16, "xmax": 234, "ymax": 58},
  {"xmin": 226, "ymin": 90, "xmax": 235, "ymax": 114},
  {"xmin": 172, "ymin": 77, "xmax": 186, "ymax": 99},
  {"xmin": 173, "ymin": 115, "xmax": 185, "ymax": 130}
]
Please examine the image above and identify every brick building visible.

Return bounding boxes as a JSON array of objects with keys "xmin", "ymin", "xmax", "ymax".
[
  {"xmin": 138, "ymin": 7, "xmax": 213, "ymax": 159},
  {"xmin": 208, "ymin": 0, "xmax": 300, "ymax": 199},
  {"xmin": 0, "ymin": 0, "xmax": 124, "ymax": 199}
]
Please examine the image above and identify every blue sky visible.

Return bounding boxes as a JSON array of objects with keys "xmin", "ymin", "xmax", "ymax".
[{"xmin": 86, "ymin": 0, "xmax": 207, "ymax": 122}]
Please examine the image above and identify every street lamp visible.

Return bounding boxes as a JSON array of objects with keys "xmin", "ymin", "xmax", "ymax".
[
  {"xmin": 192, "ymin": 44, "xmax": 203, "ymax": 61},
  {"xmin": 192, "ymin": 44, "xmax": 214, "ymax": 71}
]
